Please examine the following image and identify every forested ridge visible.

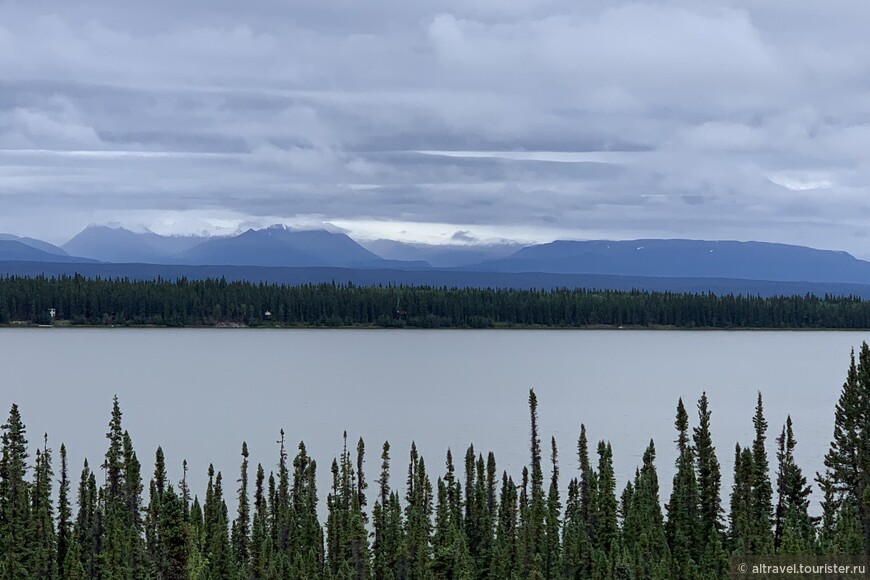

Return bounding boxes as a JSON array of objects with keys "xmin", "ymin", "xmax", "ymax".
[
  {"xmin": 4, "ymin": 275, "xmax": 870, "ymax": 329},
  {"xmin": 3, "ymin": 346, "xmax": 870, "ymax": 579}
]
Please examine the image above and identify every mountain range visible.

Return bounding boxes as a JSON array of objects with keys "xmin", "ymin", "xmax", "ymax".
[{"xmin": 2, "ymin": 224, "xmax": 870, "ymax": 294}]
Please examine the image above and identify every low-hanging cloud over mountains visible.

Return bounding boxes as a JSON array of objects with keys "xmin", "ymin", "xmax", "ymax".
[{"xmin": 2, "ymin": 1, "xmax": 870, "ymax": 255}]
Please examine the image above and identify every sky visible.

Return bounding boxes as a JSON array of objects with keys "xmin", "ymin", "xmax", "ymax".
[{"xmin": 3, "ymin": 0, "xmax": 870, "ymax": 255}]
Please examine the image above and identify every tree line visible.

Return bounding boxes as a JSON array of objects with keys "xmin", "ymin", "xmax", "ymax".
[
  {"xmin": 3, "ymin": 274, "xmax": 870, "ymax": 329},
  {"xmin": 3, "ymin": 345, "xmax": 870, "ymax": 579}
]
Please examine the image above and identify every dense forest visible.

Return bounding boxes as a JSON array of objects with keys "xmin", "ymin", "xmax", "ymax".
[
  {"xmin": 4, "ymin": 274, "xmax": 870, "ymax": 329},
  {"xmin": 2, "ymin": 346, "xmax": 870, "ymax": 579}
]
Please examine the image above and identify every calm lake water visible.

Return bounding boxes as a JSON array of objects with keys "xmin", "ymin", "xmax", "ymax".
[{"xmin": 1, "ymin": 328, "xmax": 865, "ymax": 515}]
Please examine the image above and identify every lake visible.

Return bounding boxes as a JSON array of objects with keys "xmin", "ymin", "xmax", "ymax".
[{"xmin": 0, "ymin": 328, "xmax": 864, "ymax": 516}]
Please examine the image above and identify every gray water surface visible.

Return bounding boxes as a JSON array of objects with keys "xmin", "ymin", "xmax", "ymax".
[{"xmin": 0, "ymin": 328, "xmax": 863, "ymax": 515}]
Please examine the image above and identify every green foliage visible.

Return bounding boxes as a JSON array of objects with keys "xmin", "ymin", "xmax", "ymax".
[
  {"xmin": 6, "ymin": 274, "xmax": 870, "ymax": 329},
  {"xmin": 817, "ymin": 343, "xmax": 870, "ymax": 553},
  {"xmin": 0, "ymin": 404, "xmax": 31, "ymax": 579}
]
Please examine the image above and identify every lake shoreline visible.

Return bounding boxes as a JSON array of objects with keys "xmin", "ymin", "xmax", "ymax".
[{"xmin": 2, "ymin": 321, "xmax": 869, "ymax": 331}]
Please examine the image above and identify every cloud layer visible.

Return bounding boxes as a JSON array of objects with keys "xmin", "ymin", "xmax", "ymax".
[{"xmin": 2, "ymin": 1, "xmax": 870, "ymax": 253}]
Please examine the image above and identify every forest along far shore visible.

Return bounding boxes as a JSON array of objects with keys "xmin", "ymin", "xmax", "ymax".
[
  {"xmin": 3, "ymin": 343, "xmax": 870, "ymax": 578},
  {"xmin": 5, "ymin": 275, "xmax": 870, "ymax": 329}
]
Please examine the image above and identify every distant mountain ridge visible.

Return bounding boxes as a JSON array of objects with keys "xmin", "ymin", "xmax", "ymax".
[
  {"xmin": 8, "ymin": 227, "xmax": 870, "ymax": 289},
  {"xmin": 0, "ymin": 240, "xmax": 96, "ymax": 263},
  {"xmin": 361, "ymin": 238, "xmax": 522, "ymax": 268},
  {"xmin": 62, "ymin": 225, "xmax": 207, "ymax": 264},
  {"xmin": 0, "ymin": 234, "xmax": 68, "ymax": 256},
  {"xmin": 474, "ymin": 239, "xmax": 870, "ymax": 285},
  {"xmin": 173, "ymin": 225, "xmax": 387, "ymax": 268}
]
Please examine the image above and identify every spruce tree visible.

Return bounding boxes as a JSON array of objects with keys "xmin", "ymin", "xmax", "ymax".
[
  {"xmin": 146, "ymin": 447, "xmax": 167, "ymax": 577},
  {"xmin": 520, "ymin": 389, "xmax": 547, "ymax": 576},
  {"xmin": 594, "ymin": 441, "xmax": 618, "ymax": 575},
  {"xmin": 31, "ymin": 435, "xmax": 58, "ymax": 579},
  {"xmin": 57, "ymin": 443, "xmax": 72, "ymax": 579},
  {"xmin": 74, "ymin": 460, "xmax": 99, "ymax": 578},
  {"xmin": 0, "ymin": 404, "xmax": 31, "ymax": 580},
  {"xmin": 160, "ymin": 485, "xmax": 190, "ymax": 579},
  {"xmin": 250, "ymin": 463, "xmax": 272, "ymax": 579},
  {"xmin": 203, "ymin": 466, "xmax": 235, "ymax": 578},
  {"xmin": 544, "ymin": 437, "xmax": 561, "ymax": 580},
  {"xmin": 291, "ymin": 441, "xmax": 324, "ymax": 576},
  {"xmin": 773, "ymin": 417, "xmax": 814, "ymax": 554},
  {"xmin": 403, "ymin": 442, "xmax": 433, "ymax": 580},
  {"xmin": 693, "ymin": 393, "xmax": 727, "ymax": 577},
  {"xmin": 490, "ymin": 473, "xmax": 517, "ymax": 580},
  {"xmin": 729, "ymin": 445, "xmax": 754, "ymax": 554},
  {"xmin": 621, "ymin": 441, "xmax": 671, "ymax": 579},
  {"xmin": 665, "ymin": 399, "xmax": 700, "ymax": 579},
  {"xmin": 232, "ymin": 442, "xmax": 251, "ymax": 575},
  {"xmin": 373, "ymin": 442, "xmax": 399, "ymax": 580},
  {"xmin": 818, "ymin": 344, "xmax": 870, "ymax": 553},
  {"xmin": 694, "ymin": 393, "xmax": 722, "ymax": 535},
  {"xmin": 750, "ymin": 393, "xmax": 774, "ymax": 554}
]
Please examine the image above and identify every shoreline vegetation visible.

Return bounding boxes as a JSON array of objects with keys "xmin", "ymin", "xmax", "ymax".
[
  {"xmin": 6, "ymin": 274, "xmax": 870, "ymax": 330},
  {"xmin": 2, "ymin": 345, "xmax": 870, "ymax": 579}
]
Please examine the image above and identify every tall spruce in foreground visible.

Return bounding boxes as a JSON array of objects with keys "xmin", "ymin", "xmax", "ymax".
[
  {"xmin": 404, "ymin": 442, "xmax": 434, "ymax": 580},
  {"xmin": 544, "ymin": 437, "xmax": 561, "ymax": 580},
  {"xmin": 0, "ymin": 404, "xmax": 31, "ymax": 580},
  {"xmin": 520, "ymin": 389, "xmax": 546, "ymax": 579},
  {"xmin": 749, "ymin": 393, "xmax": 775, "ymax": 555},
  {"xmin": 232, "ymin": 442, "xmax": 251, "ymax": 575},
  {"xmin": 622, "ymin": 441, "xmax": 671, "ymax": 579},
  {"xmin": 773, "ymin": 417, "xmax": 814, "ymax": 554},
  {"xmin": 666, "ymin": 399, "xmax": 700, "ymax": 579},
  {"xmin": 31, "ymin": 435, "xmax": 57, "ymax": 579},
  {"xmin": 593, "ymin": 440, "xmax": 618, "ymax": 577},
  {"xmin": 57, "ymin": 443, "xmax": 72, "ymax": 578},
  {"xmin": 818, "ymin": 343, "xmax": 870, "ymax": 553},
  {"xmin": 372, "ymin": 441, "xmax": 402, "ymax": 580},
  {"xmin": 693, "ymin": 393, "xmax": 727, "ymax": 577}
]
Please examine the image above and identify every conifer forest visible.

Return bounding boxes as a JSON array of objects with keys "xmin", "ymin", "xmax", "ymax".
[
  {"xmin": 4, "ymin": 275, "xmax": 870, "ymax": 329},
  {"xmin": 2, "ymin": 339, "xmax": 870, "ymax": 579}
]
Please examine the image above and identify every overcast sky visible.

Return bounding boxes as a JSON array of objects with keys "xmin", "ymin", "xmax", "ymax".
[{"xmin": 3, "ymin": 1, "xmax": 870, "ymax": 254}]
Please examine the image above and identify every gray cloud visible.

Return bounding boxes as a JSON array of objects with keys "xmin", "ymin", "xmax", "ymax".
[{"xmin": 1, "ymin": 1, "xmax": 870, "ymax": 254}]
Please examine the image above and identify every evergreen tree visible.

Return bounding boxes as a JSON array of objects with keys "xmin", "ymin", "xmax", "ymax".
[
  {"xmin": 31, "ymin": 435, "xmax": 58, "ymax": 579},
  {"xmin": 750, "ymin": 393, "xmax": 774, "ymax": 554},
  {"xmin": 834, "ymin": 500, "xmax": 866, "ymax": 555},
  {"xmin": 621, "ymin": 441, "xmax": 671, "ymax": 579},
  {"xmin": 665, "ymin": 399, "xmax": 700, "ymax": 579},
  {"xmin": 0, "ymin": 404, "xmax": 31, "ymax": 580},
  {"xmin": 729, "ymin": 445, "xmax": 754, "ymax": 554},
  {"xmin": 291, "ymin": 441, "xmax": 324, "ymax": 576},
  {"xmin": 373, "ymin": 442, "xmax": 401, "ymax": 580},
  {"xmin": 544, "ymin": 437, "xmax": 561, "ymax": 580},
  {"xmin": 693, "ymin": 393, "xmax": 727, "ymax": 577},
  {"xmin": 249, "ymin": 463, "xmax": 272, "ymax": 579},
  {"xmin": 773, "ymin": 417, "xmax": 814, "ymax": 554},
  {"xmin": 519, "ymin": 390, "xmax": 546, "ymax": 577},
  {"xmin": 593, "ymin": 441, "xmax": 618, "ymax": 576},
  {"xmin": 160, "ymin": 485, "xmax": 190, "ymax": 579},
  {"xmin": 490, "ymin": 473, "xmax": 517, "ymax": 580},
  {"xmin": 404, "ymin": 442, "xmax": 433, "ymax": 580},
  {"xmin": 203, "ymin": 466, "xmax": 235, "ymax": 578},
  {"xmin": 73, "ymin": 460, "xmax": 100, "ymax": 579},
  {"xmin": 146, "ymin": 447, "xmax": 167, "ymax": 577},
  {"xmin": 818, "ymin": 344, "xmax": 870, "ymax": 553},
  {"xmin": 57, "ymin": 443, "xmax": 72, "ymax": 579},
  {"xmin": 62, "ymin": 534, "xmax": 86, "ymax": 580},
  {"xmin": 100, "ymin": 397, "xmax": 147, "ymax": 578},
  {"xmin": 232, "ymin": 442, "xmax": 251, "ymax": 575}
]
